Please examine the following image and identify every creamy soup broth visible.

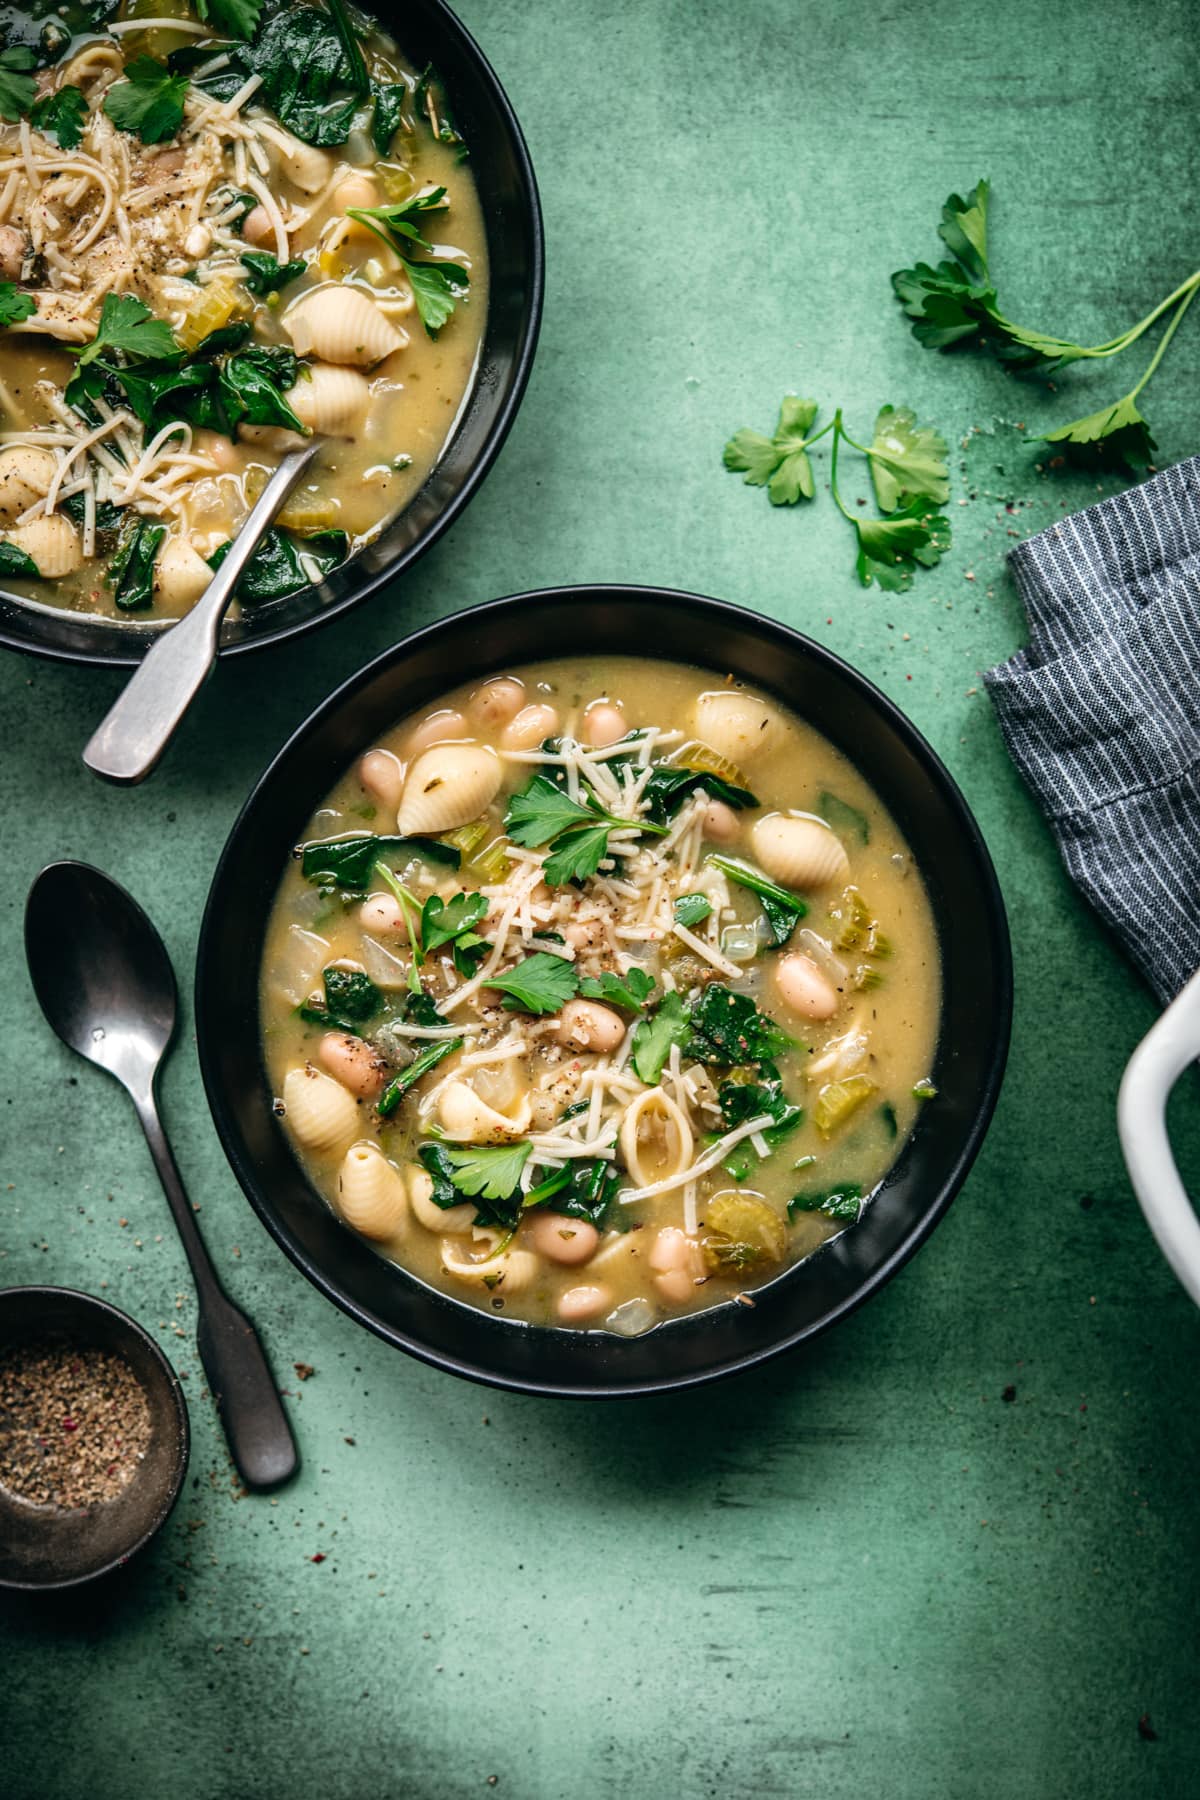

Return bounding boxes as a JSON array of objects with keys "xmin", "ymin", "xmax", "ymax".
[
  {"xmin": 0, "ymin": 1, "xmax": 487, "ymax": 619},
  {"xmin": 261, "ymin": 658, "xmax": 941, "ymax": 1335}
]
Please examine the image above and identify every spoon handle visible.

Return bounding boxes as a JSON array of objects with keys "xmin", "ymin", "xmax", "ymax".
[
  {"xmin": 82, "ymin": 444, "xmax": 319, "ymax": 788},
  {"xmin": 135, "ymin": 1094, "xmax": 299, "ymax": 1491}
]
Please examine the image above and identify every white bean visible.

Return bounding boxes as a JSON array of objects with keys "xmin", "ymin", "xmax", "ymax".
[
  {"xmin": 469, "ymin": 677, "xmax": 525, "ymax": 728},
  {"xmin": 581, "ymin": 701, "xmax": 625, "ymax": 748},
  {"xmin": 655, "ymin": 1268, "xmax": 696, "ymax": 1305},
  {"xmin": 318, "ymin": 1031, "xmax": 388, "ymax": 1099},
  {"xmin": 649, "ymin": 1226, "xmax": 695, "ymax": 1273},
  {"xmin": 406, "ymin": 709, "xmax": 467, "ymax": 755},
  {"xmin": 501, "ymin": 703, "xmax": 559, "ymax": 751},
  {"xmin": 242, "ymin": 206, "xmax": 273, "ymax": 246},
  {"xmin": 359, "ymin": 893, "xmax": 407, "ymax": 935},
  {"xmin": 557, "ymin": 1284, "xmax": 611, "ymax": 1324},
  {"xmin": 558, "ymin": 998, "xmax": 625, "ymax": 1053},
  {"xmin": 702, "ymin": 800, "xmax": 740, "ymax": 843},
  {"xmin": 774, "ymin": 952, "xmax": 839, "ymax": 1021},
  {"xmin": 358, "ymin": 748, "xmax": 404, "ymax": 812},
  {"xmin": 527, "ymin": 1212, "xmax": 600, "ymax": 1266}
]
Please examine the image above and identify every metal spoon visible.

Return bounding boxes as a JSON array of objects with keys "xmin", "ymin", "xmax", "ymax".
[
  {"xmin": 83, "ymin": 442, "xmax": 319, "ymax": 787},
  {"xmin": 25, "ymin": 860, "xmax": 299, "ymax": 1492}
]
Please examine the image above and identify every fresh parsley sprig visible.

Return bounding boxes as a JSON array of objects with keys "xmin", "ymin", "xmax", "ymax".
[
  {"xmin": 345, "ymin": 188, "xmax": 470, "ymax": 336},
  {"xmin": 504, "ymin": 771, "xmax": 667, "ymax": 886},
  {"xmin": 723, "ymin": 398, "xmax": 951, "ymax": 592},
  {"xmin": 372, "ymin": 863, "xmax": 490, "ymax": 990},
  {"xmin": 0, "ymin": 283, "xmax": 35, "ymax": 329},
  {"xmin": 481, "ymin": 951, "xmax": 579, "ymax": 1016},
  {"xmin": 30, "ymin": 86, "xmax": 87, "ymax": 151},
  {"xmin": 893, "ymin": 179, "xmax": 1200, "ymax": 469},
  {"xmin": 103, "ymin": 55, "xmax": 190, "ymax": 145}
]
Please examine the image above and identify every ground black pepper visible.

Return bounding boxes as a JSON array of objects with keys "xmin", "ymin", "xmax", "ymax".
[{"xmin": 0, "ymin": 1340, "xmax": 152, "ymax": 1508}]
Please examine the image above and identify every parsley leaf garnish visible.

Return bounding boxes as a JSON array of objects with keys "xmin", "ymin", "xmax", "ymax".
[
  {"xmin": 240, "ymin": 251, "xmax": 307, "ymax": 296},
  {"xmin": 723, "ymin": 399, "xmax": 952, "ymax": 592},
  {"xmin": 852, "ymin": 496, "xmax": 952, "ymax": 594},
  {"xmin": 504, "ymin": 771, "xmax": 664, "ymax": 888},
  {"xmin": 30, "ymin": 86, "xmax": 88, "ymax": 151},
  {"xmin": 441, "ymin": 1140, "xmax": 532, "ymax": 1202},
  {"xmin": 417, "ymin": 1141, "xmax": 525, "ymax": 1231},
  {"xmin": 630, "ymin": 990, "xmax": 689, "ymax": 1086},
  {"xmin": 103, "ymin": 55, "xmax": 190, "ymax": 145},
  {"xmin": 0, "ymin": 283, "xmax": 35, "ymax": 328},
  {"xmin": 723, "ymin": 394, "xmax": 818, "ymax": 505},
  {"xmin": 345, "ymin": 189, "xmax": 471, "ymax": 336},
  {"xmin": 482, "ymin": 952, "xmax": 579, "ymax": 1015},
  {"xmin": 893, "ymin": 179, "xmax": 1200, "ymax": 466},
  {"xmin": 419, "ymin": 890, "xmax": 489, "ymax": 973},
  {"xmin": 0, "ymin": 46, "xmax": 36, "ymax": 124},
  {"xmin": 867, "ymin": 405, "xmax": 950, "ymax": 511},
  {"xmin": 74, "ymin": 293, "xmax": 179, "ymax": 370},
  {"xmin": 579, "ymin": 967, "xmax": 656, "ymax": 1011}
]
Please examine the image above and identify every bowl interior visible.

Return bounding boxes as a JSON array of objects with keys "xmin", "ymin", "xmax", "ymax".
[
  {"xmin": 197, "ymin": 587, "xmax": 1011, "ymax": 1396},
  {"xmin": 0, "ymin": 1288, "xmax": 189, "ymax": 1590},
  {"xmin": 0, "ymin": 0, "xmax": 542, "ymax": 669}
]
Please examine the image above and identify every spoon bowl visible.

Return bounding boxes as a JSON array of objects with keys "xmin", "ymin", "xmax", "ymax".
[{"xmin": 26, "ymin": 861, "xmax": 176, "ymax": 1087}]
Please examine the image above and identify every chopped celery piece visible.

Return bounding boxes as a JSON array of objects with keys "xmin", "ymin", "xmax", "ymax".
[
  {"xmin": 671, "ymin": 739, "xmax": 749, "ymax": 788},
  {"xmin": 813, "ymin": 1073, "xmax": 876, "ymax": 1137},
  {"xmin": 913, "ymin": 1078, "xmax": 938, "ymax": 1100},
  {"xmin": 702, "ymin": 1193, "xmax": 787, "ymax": 1271}
]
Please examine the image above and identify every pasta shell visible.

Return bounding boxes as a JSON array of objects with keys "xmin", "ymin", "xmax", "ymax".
[
  {"xmin": 751, "ymin": 813, "xmax": 850, "ymax": 890},
  {"xmin": 153, "ymin": 534, "xmax": 212, "ymax": 609},
  {"xmin": 3, "ymin": 513, "xmax": 81, "ymax": 577},
  {"xmin": 691, "ymin": 691, "xmax": 779, "ymax": 765},
  {"xmin": 409, "ymin": 1166, "xmax": 475, "ymax": 1234},
  {"xmin": 441, "ymin": 1242, "xmax": 539, "ymax": 1294},
  {"xmin": 284, "ymin": 286, "xmax": 406, "ymax": 367},
  {"xmin": 336, "ymin": 1143, "xmax": 408, "ymax": 1241},
  {"xmin": 286, "ymin": 363, "xmax": 371, "ymax": 436},
  {"xmin": 438, "ymin": 1079, "xmax": 532, "ymax": 1142},
  {"xmin": 282, "ymin": 1065, "xmax": 360, "ymax": 1154},
  {"xmin": 397, "ymin": 743, "xmax": 500, "ymax": 836},
  {"xmin": 618, "ymin": 1087, "xmax": 694, "ymax": 1188},
  {"xmin": 0, "ymin": 446, "xmax": 56, "ymax": 523}
]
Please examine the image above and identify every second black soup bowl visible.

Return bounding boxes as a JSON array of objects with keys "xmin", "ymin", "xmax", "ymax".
[{"xmin": 196, "ymin": 586, "xmax": 1012, "ymax": 1397}]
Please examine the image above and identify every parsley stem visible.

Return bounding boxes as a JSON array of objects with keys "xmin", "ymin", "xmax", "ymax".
[
  {"xmin": 798, "ymin": 418, "xmax": 837, "ymax": 452},
  {"xmin": 1130, "ymin": 280, "xmax": 1199, "ymax": 398},
  {"xmin": 1081, "ymin": 266, "xmax": 1200, "ymax": 359},
  {"xmin": 827, "ymin": 412, "xmax": 857, "ymax": 524},
  {"xmin": 373, "ymin": 860, "xmax": 424, "ymax": 990}
]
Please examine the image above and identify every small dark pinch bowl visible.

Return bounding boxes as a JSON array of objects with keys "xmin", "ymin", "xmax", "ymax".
[
  {"xmin": 0, "ymin": 0, "xmax": 543, "ymax": 669},
  {"xmin": 197, "ymin": 587, "xmax": 1012, "ymax": 1399},
  {"xmin": 0, "ymin": 1286, "xmax": 189, "ymax": 1590}
]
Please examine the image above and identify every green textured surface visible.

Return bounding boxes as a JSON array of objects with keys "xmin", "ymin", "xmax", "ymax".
[{"xmin": 4, "ymin": 1, "xmax": 1200, "ymax": 1793}]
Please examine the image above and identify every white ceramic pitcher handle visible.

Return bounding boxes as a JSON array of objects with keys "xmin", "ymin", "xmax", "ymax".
[{"xmin": 1118, "ymin": 966, "xmax": 1200, "ymax": 1306}]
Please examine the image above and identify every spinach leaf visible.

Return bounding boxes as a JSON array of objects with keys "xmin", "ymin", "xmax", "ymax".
[
  {"xmin": 300, "ymin": 832, "xmax": 460, "ymax": 890},
  {"xmin": 371, "ymin": 81, "xmax": 407, "ymax": 154},
  {"xmin": 107, "ymin": 515, "xmax": 165, "ymax": 610},
  {"xmin": 788, "ymin": 1183, "xmax": 863, "ymax": 1224},
  {"xmin": 672, "ymin": 893, "xmax": 712, "ymax": 928},
  {"xmin": 686, "ymin": 986, "xmax": 794, "ymax": 1066},
  {"xmin": 819, "ymin": 790, "xmax": 869, "ymax": 846},
  {"xmin": 639, "ymin": 765, "xmax": 758, "ymax": 825},
  {"xmin": 524, "ymin": 1158, "xmax": 620, "ymax": 1229},
  {"xmin": 378, "ymin": 1039, "xmax": 461, "ymax": 1118},
  {"xmin": 707, "ymin": 853, "xmax": 807, "ymax": 946},
  {"xmin": 218, "ymin": 348, "xmax": 304, "ymax": 433},
  {"xmin": 0, "ymin": 539, "xmax": 39, "ymax": 579},
  {"xmin": 240, "ymin": 250, "xmax": 307, "ymax": 296},
  {"xmin": 61, "ymin": 493, "xmax": 122, "ymax": 551},
  {"xmin": 207, "ymin": 525, "xmax": 347, "ymax": 604},
  {"xmin": 244, "ymin": 5, "xmax": 359, "ymax": 145},
  {"xmin": 322, "ymin": 966, "xmax": 381, "ymax": 1022}
]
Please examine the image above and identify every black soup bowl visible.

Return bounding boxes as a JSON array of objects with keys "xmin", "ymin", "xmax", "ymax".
[
  {"xmin": 197, "ymin": 587, "xmax": 1012, "ymax": 1398},
  {"xmin": 0, "ymin": 0, "xmax": 543, "ymax": 670}
]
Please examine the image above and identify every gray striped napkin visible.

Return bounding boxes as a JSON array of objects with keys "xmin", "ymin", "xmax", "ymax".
[{"xmin": 985, "ymin": 455, "xmax": 1200, "ymax": 1005}]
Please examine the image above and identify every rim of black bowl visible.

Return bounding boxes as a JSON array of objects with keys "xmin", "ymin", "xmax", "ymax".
[
  {"xmin": 0, "ymin": 1285, "xmax": 190, "ymax": 1590},
  {"xmin": 0, "ymin": 0, "xmax": 543, "ymax": 670},
  {"xmin": 196, "ymin": 586, "xmax": 1013, "ymax": 1399}
]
